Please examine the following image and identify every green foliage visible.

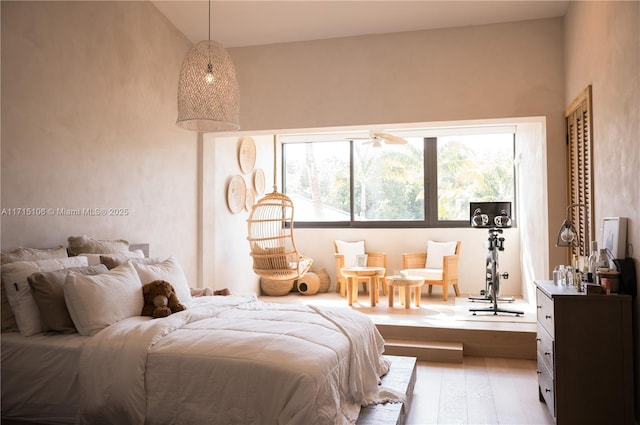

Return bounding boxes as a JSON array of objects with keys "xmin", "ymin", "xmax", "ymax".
[{"xmin": 283, "ymin": 135, "xmax": 514, "ymax": 222}]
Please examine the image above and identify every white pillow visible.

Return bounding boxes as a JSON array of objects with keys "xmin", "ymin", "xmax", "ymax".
[
  {"xmin": 1, "ymin": 256, "xmax": 89, "ymax": 336},
  {"xmin": 335, "ymin": 240, "xmax": 365, "ymax": 268},
  {"xmin": 76, "ymin": 253, "xmax": 102, "ymax": 266},
  {"xmin": 64, "ymin": 261, "xmax": 143, "ymax": 336},
  {"xmin": 132, "ymin": 256, "xmax": 192, "ymax": 305},
  {"xmin": 67, "ymin": 235, "xmax": 129, "ymax": 256},
  {"xmin": 1, "ymin": 246, "xmax": 68, "ymax": 265},
  {"xmin": 99, "ymin": 249, "xmax": 145, "ymax": 269},
  {"xmin": 78, "ymin": 249, "xmax": 144, "ymax": 267},
  {"xmin": 425, "ymin": 241, "xmax": 458, "ymax": 269}
]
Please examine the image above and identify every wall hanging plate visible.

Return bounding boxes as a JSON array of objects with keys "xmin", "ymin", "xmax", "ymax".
[
  {"xmin": 245, "ymin": 187, "xmax": 256, "ymax": 212},
  {"xmin": 239, "ymin": 137, "xmax": 256, "ymax": 174},
  {"xmin": 254, "ymin": 168, "xmax": 265, "ymax": 195},
  {"xmin": 227, "ymin": 175, "xmax": 246, "ymax": 214}
]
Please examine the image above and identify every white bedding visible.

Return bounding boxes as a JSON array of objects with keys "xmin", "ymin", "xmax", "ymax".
[
  {"xmin": 76, "ymin": 295, "xmax": 402, "ymax": 425},
  {"xmin": 1, "ymin": 332, "xmax": 88, "ymax": 424}
]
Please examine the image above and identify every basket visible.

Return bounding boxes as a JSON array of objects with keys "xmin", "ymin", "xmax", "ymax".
[
  {"xmin": 312, "ymin": 267, "xmax": 331, "ymax": 293},
  {"xmin": 297, "ymin": 272, "xmax": 320, "ymax": 295},
  {"xmin": 260, "ymin": 277, "xmax": 295, "ymax": 296}
]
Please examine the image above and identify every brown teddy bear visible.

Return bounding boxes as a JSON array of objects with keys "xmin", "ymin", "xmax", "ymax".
[{"xmin": 141, "ymin": 280, "xmax": 186, "ymax": 318}]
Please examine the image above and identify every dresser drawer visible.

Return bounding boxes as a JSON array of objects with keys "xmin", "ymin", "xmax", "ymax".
[
  {"xmin": 536, "ymin": 327, "xmax": 554, "ymax": 374},
  {"xmin": 537, "ymin": 352, "xmax": 555, "ymax": 419},
  {"xmin": 536, "ymin": 288, "xmax": 555, "ymax": 338}
]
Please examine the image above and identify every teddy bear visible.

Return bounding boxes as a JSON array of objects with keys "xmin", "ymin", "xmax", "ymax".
[{"xmin": 141, "ymin": 280, "xmax": 187, "ymax": 318}]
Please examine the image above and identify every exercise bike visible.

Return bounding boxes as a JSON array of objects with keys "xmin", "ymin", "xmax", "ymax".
[{"xmin": 469, "ymin": 227, "xmax": 523, "ymax": 316}]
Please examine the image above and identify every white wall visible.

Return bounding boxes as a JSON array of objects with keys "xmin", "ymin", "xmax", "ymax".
[
  {"xmin": 224, "ymin": 17, "xmax": 567, "ymax": 286},
  {"xmin": 1, "ymin": 2, "xmax": 200, "ymax": 285},
  {"xmin": 216, "ymin": 116, "xmax": 548, "ymax": 300},
  {"xmin": 564, "ymin": 1, "xmax": 639, "ymax": 420},
  {"xmin": 211, "ymin": 18, "xmax": 565, "ymax": 297},
  {"xmin": 515, "ymin": 120, "xmax": 550, "ymax": 302},
  {"xmin": 1, "ymin": 3, "xmax": 567, "ymax": 299}
]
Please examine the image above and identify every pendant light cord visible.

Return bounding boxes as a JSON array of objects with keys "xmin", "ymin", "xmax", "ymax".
[
  {"xmin": 273, "ymin": 135, "xmax": 278, "ymax": 192},
  {"xmin": 208, "ymin": 0, "xmax": 211, "ymax": 41}
]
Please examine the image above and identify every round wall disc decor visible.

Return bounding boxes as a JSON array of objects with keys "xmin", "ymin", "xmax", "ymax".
[
  {"xmin": 227, "ymin": 175, "xmax": 246, "ymax": 214},
  {"xmin": 254, "ymin": 168, "xmax": 265, "ymax": 195},
  {"xmin": 239, "ymin": 137, "xmax": 256, "ymax": 174},
  {"xmin": 245, "ymin": 187, "xmax": 256, "ymax": 211}
]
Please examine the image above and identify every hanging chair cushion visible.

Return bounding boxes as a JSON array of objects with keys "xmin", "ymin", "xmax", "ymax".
[{"xmin": 252, "ymin": 245, "xmax": 289, "ymax": 270}]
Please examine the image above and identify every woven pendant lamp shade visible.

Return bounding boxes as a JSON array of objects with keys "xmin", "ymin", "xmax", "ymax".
[{"xmin": 176, "ymin": 40, "xmax": 240, "ymax": 132}]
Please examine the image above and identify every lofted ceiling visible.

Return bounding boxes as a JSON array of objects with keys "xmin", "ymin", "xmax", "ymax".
[{"xmin": 153, "ymin": 1, "xmax": 570, "ymax": 48}]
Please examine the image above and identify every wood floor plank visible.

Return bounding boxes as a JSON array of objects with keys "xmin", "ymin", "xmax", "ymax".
[
  {"xmin": 464, "ymin": 357, "xmax": 499, "ymax": 424},
  {"xmin": 437, "ymin": 363, "xmax": 468, "ymax": 424},
  {"xmin": 405, "ymin": 361, "xmax": 442, "ymax": 424},
  {"xmin": 405, "ymin": 357, "xmax": 554, "ymax": 425}
]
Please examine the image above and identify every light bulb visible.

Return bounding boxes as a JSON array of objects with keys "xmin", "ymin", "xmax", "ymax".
[
  {"xmin": 560, "ymin": 227, "xmax": 575, "ymax": 243},
  {"xmin": 205, "ymin": 63, "xmax": 215, "ymax": 84}
]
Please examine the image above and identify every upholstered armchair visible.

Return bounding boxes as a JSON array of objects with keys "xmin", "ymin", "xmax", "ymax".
[
  {"xmin": 402, "ymin": 240, "xmax": 461, "ymax": 301},
  {"xmin": 333, "ymin": 240, "xmax": 387, "ymax": 297}
]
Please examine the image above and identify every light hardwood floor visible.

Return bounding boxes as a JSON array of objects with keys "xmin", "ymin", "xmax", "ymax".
[{"xmin": 405, "ymin": 357, "xmax": 554, "ymax": 425}]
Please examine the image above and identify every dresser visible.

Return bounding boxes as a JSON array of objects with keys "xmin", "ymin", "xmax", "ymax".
[{"xmin": 535, "ymin": 280, "xmax": 634, "ymax": 424}]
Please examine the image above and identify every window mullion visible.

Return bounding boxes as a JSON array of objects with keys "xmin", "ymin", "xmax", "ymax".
[
  {"xmin": 349, "ymin": 140, "xmax": 355, "ymax": 222},
  {"xmin": 425, "ymin": 137, "xmax": 438, "ymax": 226}
]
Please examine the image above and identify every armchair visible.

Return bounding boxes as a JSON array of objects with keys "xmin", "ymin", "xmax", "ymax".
[
  {"xmin": 402, "ymin": 240, "xmax": 461, "ymax": 301},
  {"xmin": 334, "ymin": 240, "xmax": 387, "ymax": 297}
]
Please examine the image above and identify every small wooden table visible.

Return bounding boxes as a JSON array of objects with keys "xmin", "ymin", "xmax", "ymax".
[
  {"xmin": 386, "ymin": 275, "xmax": 425, "ymax": 309},
  {"xmin": 340, "ymin": 267, "xmax": 385, "ymax": 306}
]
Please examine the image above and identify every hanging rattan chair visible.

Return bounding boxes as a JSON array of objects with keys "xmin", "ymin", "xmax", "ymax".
[{"xmin": 247, "ymin": 136, "xmax": 312, "ymax": 281}]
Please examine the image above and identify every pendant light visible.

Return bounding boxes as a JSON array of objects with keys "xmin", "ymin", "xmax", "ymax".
[
  {"xmin": 176, "ymin": 0, "xmax": 239, "ymax": 132},
  {"xmin": 556, "ymin": 203, "xmax": 587, "ymax": 248}
]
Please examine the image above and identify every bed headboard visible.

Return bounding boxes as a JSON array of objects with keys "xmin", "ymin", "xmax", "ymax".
[{"xmin": 130, "ymin": 243, "xmax": 150, "ymax": 257}]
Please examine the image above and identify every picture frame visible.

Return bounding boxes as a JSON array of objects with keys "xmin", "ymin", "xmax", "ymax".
[
  {"xmin": 602, "ymin": 217, "xmax": 627, "ymax": 260},
  {"xmin": 355, "ymin": 254, "xmax": 368, "ymax": 268}
]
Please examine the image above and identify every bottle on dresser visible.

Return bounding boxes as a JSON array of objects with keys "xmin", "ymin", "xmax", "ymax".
[
  {"xmin": 596, "ymin": 248, "xmax": 610, "ymax": 291},
  {"xmin": 587, "ymin": 241, "xmax": 599, "ymax": 283}
]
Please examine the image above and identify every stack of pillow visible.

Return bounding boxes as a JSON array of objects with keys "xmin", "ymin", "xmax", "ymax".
[{"xmin": 1, "ymin": 236, "xmax": 193, "ymax": 338}]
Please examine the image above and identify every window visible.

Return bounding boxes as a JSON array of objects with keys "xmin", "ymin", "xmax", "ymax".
[
  {"xmin": 282, "ymin": 128, "xmax": 515, "ymax": 228},
  {"xmin": 434, "ymin": 133, "xmax": 515, "ymax": 222}
]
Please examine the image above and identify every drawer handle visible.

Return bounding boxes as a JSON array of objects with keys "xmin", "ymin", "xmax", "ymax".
[
  {"xmin": 544, "ymin": 351, "xmax": 551, "ymax": 356},
  {"xmin": 537, "ymin": 305, "xmax": 542, "ymax": 309},
  {"xmin": 545, "ymin": 388, "xmax": 551, "ymax": 393},
  {"xmin": 545, "ymin": 315, "xmax": 552, "ymax": 319},
  {"xmin": 536, "ymin": 370, "xmax": 542, "ymax": 375},
  {"xmin": 536, "ymin": 338, "xmax": 541, "ymax": 342}
]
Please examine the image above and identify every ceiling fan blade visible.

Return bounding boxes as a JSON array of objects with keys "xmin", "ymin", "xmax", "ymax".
[{"xmin": 372, "ymin": 132, "xmax": 408, "ymax": 145}]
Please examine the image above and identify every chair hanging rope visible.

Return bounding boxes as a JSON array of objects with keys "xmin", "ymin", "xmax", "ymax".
[{"xmin": 247, "ymin": 135, "xmax": 312, "ymax": 280}]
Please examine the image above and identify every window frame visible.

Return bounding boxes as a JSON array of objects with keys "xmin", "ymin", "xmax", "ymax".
[{"xmin": 282, "ymin": 133, "xmax": 516, "ymax": 229}]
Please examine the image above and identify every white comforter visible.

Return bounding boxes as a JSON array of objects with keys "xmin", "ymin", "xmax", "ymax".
[{"xmin": 76, "ymin": 296, "xmax": 402, "ymax": 425}]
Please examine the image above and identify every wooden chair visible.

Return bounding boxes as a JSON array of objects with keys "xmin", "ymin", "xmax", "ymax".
[
  {"xmin": 333, "ymin": 240, "xmax": 387, "ymax": 297},
  {"xmin": 402, "ymin": 241, "xmax": 461, "ymax": 301}
]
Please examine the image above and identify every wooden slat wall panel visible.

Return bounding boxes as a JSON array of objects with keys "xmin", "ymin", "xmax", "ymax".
[{"xmin": 564, "ymin": 86, "xmax": 594, "ymax": 259}]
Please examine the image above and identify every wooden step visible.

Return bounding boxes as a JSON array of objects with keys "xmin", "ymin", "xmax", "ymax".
[
  {"xmin": 357, "ymin": 355, "xmax": 417, "ymax": 425},
  {"xmin": 375, "ymin": 323, "xmax": 536, "ymax": 360},
  {"xmin": 384, "ymin": 338, "xmax": 463, "ymax": 363}
]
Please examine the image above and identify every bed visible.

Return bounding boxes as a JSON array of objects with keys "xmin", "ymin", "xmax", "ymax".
[{"xmin": 1, "ymin": 239, "xmax": 405, "ymax": 424}]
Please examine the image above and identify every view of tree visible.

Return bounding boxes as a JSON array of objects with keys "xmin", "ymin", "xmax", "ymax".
[
  {"xmin": 437, "ymin": 135, "xmax": 514, "ymax": 220},
  {"xmin": 283, "ymin": 133, "xmax": 514, "ymax": 224}
]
